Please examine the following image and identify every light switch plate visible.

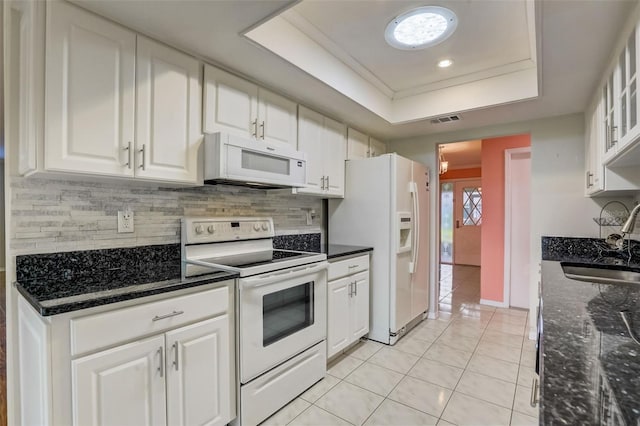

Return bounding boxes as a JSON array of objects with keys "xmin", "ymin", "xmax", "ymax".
[{"xmin": 117, "ymin": 210, "xmax": 134, "ymax": 233}]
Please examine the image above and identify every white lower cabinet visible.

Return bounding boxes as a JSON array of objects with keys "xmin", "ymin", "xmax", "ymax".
[
  {"xmin": 72, "ymin": 335, "xmax": 168, "ymax": 426},
  {"xmin": 327, "ymin": 255, "xmax": 370, "ymax": 359},
  {"xmin": 17, "ymin": 282, "xmax": 236, "ymax": 426},
  {"xmin": 166, "ymin": 317, "xmax": 232, "ymax": 426}
]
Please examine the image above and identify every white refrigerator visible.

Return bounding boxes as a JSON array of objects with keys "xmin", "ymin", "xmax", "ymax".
[{"xmin": 328, "ymin": 153, "xmax": 430, "ymax": 345}]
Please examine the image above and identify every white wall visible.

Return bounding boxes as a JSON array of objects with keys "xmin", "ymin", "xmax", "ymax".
[{"xmin": 388, "ymin": 113, "xmax": 638, "ymax": 337}]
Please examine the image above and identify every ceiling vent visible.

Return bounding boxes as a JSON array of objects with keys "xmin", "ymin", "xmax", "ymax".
[{"xmin": 430, "ymin": 114, "xmax": 462, "ymax": 124}]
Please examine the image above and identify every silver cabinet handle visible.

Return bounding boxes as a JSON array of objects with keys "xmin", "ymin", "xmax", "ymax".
[
  {"xmin": 251, "ymin": 119, "xmax": 258, "ymax": 138},
  {"xmin": 530, "ymin": 377, "xmax": 539, "ymax": 407},
  {"xmin": 139, "ymin": 144, "xmax": 146, "ymax": 170},
  {"xmin": 586, "ymin": 170, "xmax": 593, "ymax": 188},
  {"xmin": 260, "ymin": 121, "xmax": 265, "ymax": 139},
  {"xmin": 124, "ymin": 141, "xmax": 132, "ymax": 169},
  {"xmin": 611, "ymin": 125, "xmax": 618, "ymax": 146},
  {"xmin": 157, "ymin": 347, "xmax": 164, "ymax": 377},
  {"xmin": 152, "ymin": 310, "xmax": 184, "ymax": 321},
  {"xmin": 353, "ymin": 280, "xmax": 357, "ymax": 296},
  {"xmin": 326, "ymin": 175, "xmax": 329, "ymax": 189},
  {"xmin": 320, "ymin": 176, "xmax": 325, "ymax": 190},
  {"xmin": 348, "ymin": 282, "xmax": 353, "ymax": 297},
  {"xmin": 172, "ymin": 342, "xmax": 179, "ymax": 371}
]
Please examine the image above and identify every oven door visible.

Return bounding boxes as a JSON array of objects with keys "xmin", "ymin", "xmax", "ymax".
[{"xmin": 239, "ymin": 261, "xmax": 328, "ymax": 383}]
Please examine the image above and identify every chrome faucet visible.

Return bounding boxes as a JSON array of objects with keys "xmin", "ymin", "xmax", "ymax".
[{"xmin": 621, "ymin": 203, "xmax": 640, "ymax": 236}]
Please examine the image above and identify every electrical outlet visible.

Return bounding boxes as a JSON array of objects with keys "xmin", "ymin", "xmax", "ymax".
[{"xmin": 117, "ymin": 210, "xmax": 134, "ymax": 233}]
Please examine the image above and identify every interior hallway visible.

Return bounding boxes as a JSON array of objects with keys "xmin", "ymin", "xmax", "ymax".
[{"xmin": 260, "ymin": 265, "xmax": 538, "ymax": 426}]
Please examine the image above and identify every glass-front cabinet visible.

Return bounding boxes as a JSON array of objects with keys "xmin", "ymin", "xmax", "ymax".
[
  {"xmin": 617, "ymin": 28, "xmax": 640, "ymax": 153},
  {"xmin": 602, "ymin": 22, "xmax": 640, "ymax": 165},
  {"xmin": 602, "ymin": 69, "xmax": 618, "ymax": 164}
]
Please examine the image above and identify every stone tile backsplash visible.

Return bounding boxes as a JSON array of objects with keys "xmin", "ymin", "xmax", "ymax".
[{"xmin": 11, "ymin": 176, "xmax": 323, "ymax": 254}]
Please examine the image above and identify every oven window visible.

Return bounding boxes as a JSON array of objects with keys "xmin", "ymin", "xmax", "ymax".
[
  {"xmin": 263, "ymin": 281, "xmax": 314, "ymax": 347},
  {"xmin": 242, "ymin": 150, "xmax": 290, "ymax": 175}
]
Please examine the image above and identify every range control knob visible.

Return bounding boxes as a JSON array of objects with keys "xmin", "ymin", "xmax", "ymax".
[
  {"xmin": 207, "ymin": 225, "xmax": 215, "ymax": 234},
  {"xmin": 253, "ymin": 223, "xmax": 261, "ymax": 231},
  {"xmin": 195, "ymin": 225, "xmax": 204, "ymax": 234},
  {"xmin": 261, "ymin": 223, "xmax": 269, "ymax": 231}
]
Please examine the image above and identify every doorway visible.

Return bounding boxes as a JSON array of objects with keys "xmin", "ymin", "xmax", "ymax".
[{"xmin": 437, "ymin": 141, "xmax": 482, "ymax": 311}]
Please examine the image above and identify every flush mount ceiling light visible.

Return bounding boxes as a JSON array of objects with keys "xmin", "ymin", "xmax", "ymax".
[
  {"xmin": 438, "ymin": 59, "xmax": 453, "ymax": 68},
  {"xmin": 385, "ymin": 6, "xmax": 458, "ymax": 50}
]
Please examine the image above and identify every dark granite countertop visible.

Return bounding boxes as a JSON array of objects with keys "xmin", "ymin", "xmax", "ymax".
[
  {"xmin": 322, "ymin": 244, "xmax": 373, "ymax": 259},
  {"xmin": 541, "ymin": 236, "xmax": 640, "ymax": 425},
  {"xmin": 16, "ymin": 244, "xmax": 238, "ymax": 316}
]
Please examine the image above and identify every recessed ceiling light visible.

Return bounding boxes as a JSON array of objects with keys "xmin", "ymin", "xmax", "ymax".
[
  {"xmin": 385, "ymin": 6, "xmax": 458, "ymax": 50},
  {"xmin": 438, "ymin": 59, "xmax": 453, "ymax": 68}
]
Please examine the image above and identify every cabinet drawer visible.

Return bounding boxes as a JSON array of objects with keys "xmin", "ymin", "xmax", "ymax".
[
  {"xmin": 70, "ymin": 285, "xmax": 229, "ymax": 356},
  {"xmin": 328, "ymin": 254, "xmax": 369, "ymax": 280}
]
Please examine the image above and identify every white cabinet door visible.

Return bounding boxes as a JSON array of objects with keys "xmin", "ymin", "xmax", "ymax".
[
  {"xmin": 324, "ymin": 117, "xmax": 347, "ymax": 198},
  {"xmin": 72, "ymin": 335, "xmax": 167, "ymax": 426},
  {"xmin": 369, "ymin": 137, "xmax": 386, "ymax": 157},
  {"xmin": 350, "ymin": 271, "xmax": 370, "ymax": 341},
  {"xmin": 327, "ymin": 277, "xmax": 350, "ymax": 358},
  {"xmin": 136, "ymin": 36, "xmax": 202, "ymax": 183},
  {"xmin": 166, "ymin": 316, "xmax": 233, "ymax": 426},
  {"xmin": 45, "ymin": 1, "xmax": 135, "ymax": 177},
  {"xmin": 347, "ymin": 128, "xmax": 369, "ymax": 160},
  {"xmin": 258, "ymin": 88, "xmax": 298, "ymax": 149},
  {"xmin": 603, "ymin": 68, "xmax": 620, "ymax": 163},
  {"xmin": 203, "ymin": 65, "xmax": 258, "ymax": 138},
  {"xmin": 297, "ymin": 106, "xmax": 325, "ymax": 195}
]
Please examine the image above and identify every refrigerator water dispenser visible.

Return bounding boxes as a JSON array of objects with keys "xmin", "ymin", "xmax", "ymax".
[{"xmin": 397, "ymin": 212, "xmax": 412, "ymax": 253}]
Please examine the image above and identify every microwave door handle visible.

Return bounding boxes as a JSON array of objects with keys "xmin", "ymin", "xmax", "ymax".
[{"xmin": 242, "ymin": 262, "xmax": 329, "ymax": 288}]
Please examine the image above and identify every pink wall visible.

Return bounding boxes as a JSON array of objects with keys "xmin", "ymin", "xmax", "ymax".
[
  {"xmin": 480, "ymin": 134, "xmax": 531, "ymax": 303},
  {"xmin": 440, "ymin": 167, "xmax": 482, "ymax": 180}
]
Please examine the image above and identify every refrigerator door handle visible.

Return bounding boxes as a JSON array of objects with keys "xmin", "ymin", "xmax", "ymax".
[{"xmin": 409, "ymin": 181, "xmax": 419, "ymax": 274}]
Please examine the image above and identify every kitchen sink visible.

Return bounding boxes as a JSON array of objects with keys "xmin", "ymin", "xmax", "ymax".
[{"xmin": 561, "ymin": 262, "xmax": 640, "ymax": 285}]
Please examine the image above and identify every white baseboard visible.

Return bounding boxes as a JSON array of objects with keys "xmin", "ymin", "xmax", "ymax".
[{"xmin": 480, "ymin": 298, "xmax": 509, "ymax": 308}]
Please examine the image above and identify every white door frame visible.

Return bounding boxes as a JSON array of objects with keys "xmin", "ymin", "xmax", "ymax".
[{"xmin": 503, "ymin": 147, "xmax": 531, "ymax": 308}]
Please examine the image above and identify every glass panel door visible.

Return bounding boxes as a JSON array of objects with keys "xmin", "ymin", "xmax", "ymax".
[{"xmin": 440, "ymin": 182, "xmax": 454, "ymax": 263}]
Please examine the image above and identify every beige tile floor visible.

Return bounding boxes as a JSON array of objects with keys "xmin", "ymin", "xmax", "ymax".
[{"xmin": 260, "ymin": 265, "xmax": 539, "ymax": 426}]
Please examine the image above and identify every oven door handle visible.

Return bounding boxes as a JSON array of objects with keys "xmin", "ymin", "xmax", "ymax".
[{"xmin": 241, "ymin": 261, "xmax": 329, "ymax": 288}]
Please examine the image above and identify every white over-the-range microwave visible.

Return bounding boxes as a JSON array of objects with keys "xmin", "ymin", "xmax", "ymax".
[{"xmin": 203, "ymin": 132, "xmax": 307, "ymax": 189}]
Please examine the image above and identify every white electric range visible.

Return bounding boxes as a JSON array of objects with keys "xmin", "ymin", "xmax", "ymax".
[{"xmin": 181, "ymin": 217, "xmax": 328, "ymax": 425}]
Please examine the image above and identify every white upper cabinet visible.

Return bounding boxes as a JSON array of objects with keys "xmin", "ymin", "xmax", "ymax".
[
  {"xmin": 204, "ymin": 65, "xmax": 297, "ymax": 149},
  {"xmin": 324, "ymin": 116, "xmax": 347, "ymax": 197},
  {"xmin": 369, "ymin": 137, "xmax": 386, "ymax": 157},
  {"xmin": 296, "ymin": 106, "xmax": 346, "ymax": 198},
  {"xmin": 45, "ymin": 0, "xmax": 136, "ymax": 177},
  {"xmin": 347, "ymin": 128, "xmax": 369, "ymax": 160},
  {"xmin": 257, "ymin": 88, "xmax": 298, "ymax": 149},
  {"xmin": 203, "ymin": 65, "xmax": 258, "ymax": 138},
  {"xmin": 297, "ymin": 107, "xmax": 325, "ymax": 195},
  {"xmin": 347, "ymin": 128, "xmax": 385, "ymax": 159},
  {"xmin": 136, "ymin": 36, "xmax": 202, "ymax": 184},
  {"xmin": 616, "ymin": 27, "xmax": 640, "ymax": 153},
  {"xmin": 585, "ymin": 97, "xmax": 604, "ymax": 195},
  {"xmin": 43, "ymin": 2, "xmax": 202, "ymax": 184}
]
